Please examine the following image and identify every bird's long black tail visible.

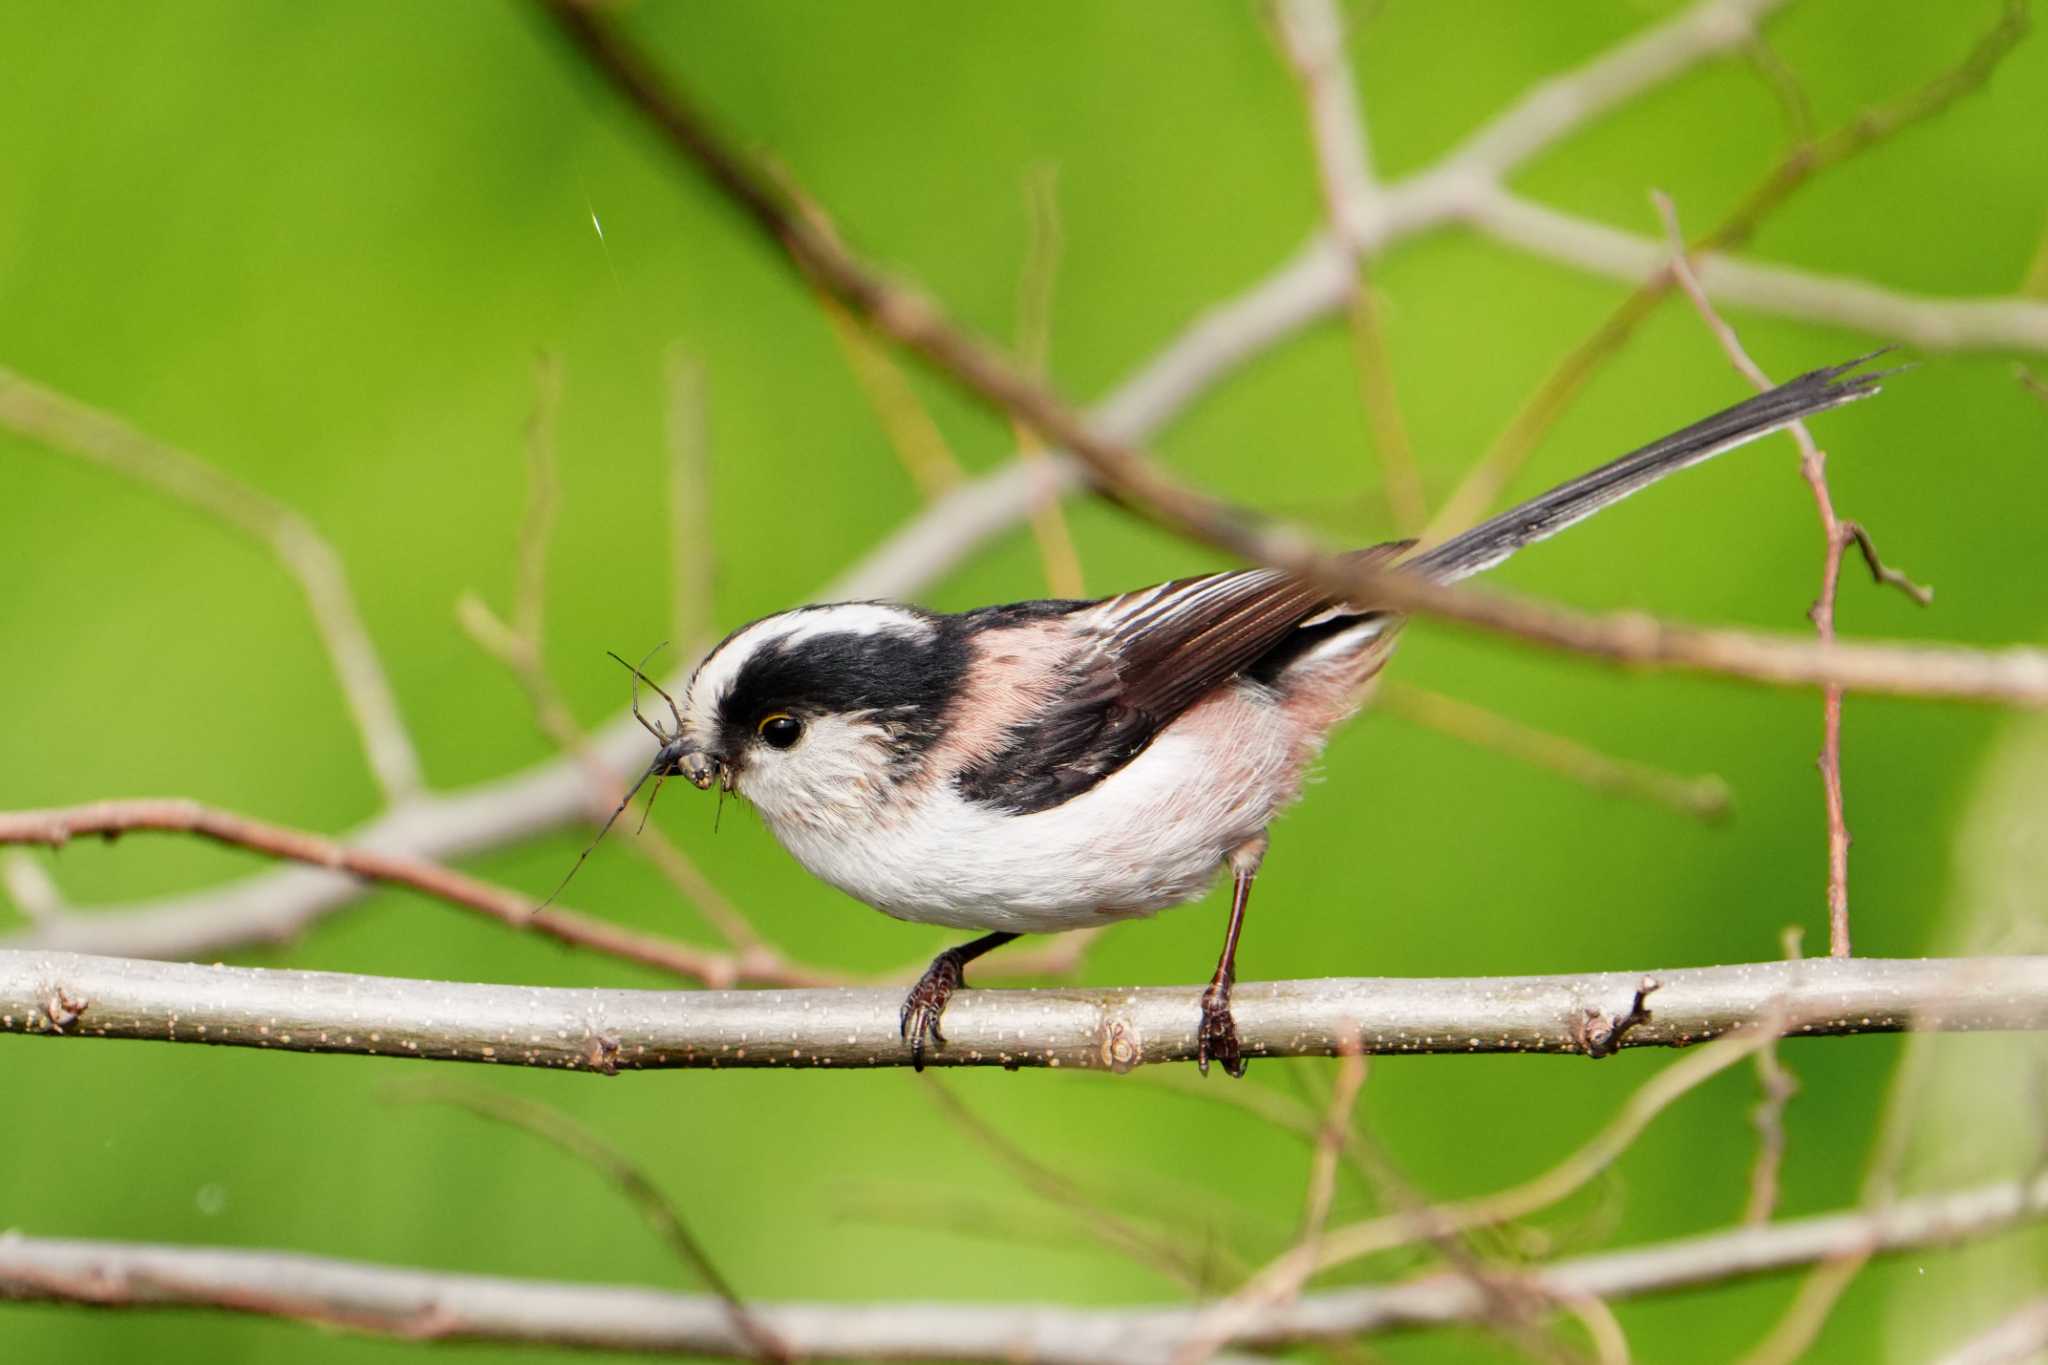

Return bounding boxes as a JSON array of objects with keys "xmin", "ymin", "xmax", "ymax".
[{"xmin": 1405, "ymin": 351, "xmax": 1892, "ymax": 584}]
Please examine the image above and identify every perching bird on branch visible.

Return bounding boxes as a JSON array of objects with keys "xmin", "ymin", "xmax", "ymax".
[{"xmin": 569, "ymin": 353, "xmax": 1890, "ymax": 1076}]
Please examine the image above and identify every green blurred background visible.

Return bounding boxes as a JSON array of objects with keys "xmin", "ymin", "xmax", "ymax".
[{"xmin": 3, "ymin": 2, "xmax": 2046, "ymax": 1360}]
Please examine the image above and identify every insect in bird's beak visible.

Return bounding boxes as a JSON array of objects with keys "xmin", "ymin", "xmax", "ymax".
[{"xmin": 669, "ymin": 743, "xmax": 723, "ymax": 791}]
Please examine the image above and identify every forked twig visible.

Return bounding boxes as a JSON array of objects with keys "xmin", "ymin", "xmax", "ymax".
[{"xmin": 1654, "ymin": 188, "xmax": 1930, "ymax": 957}]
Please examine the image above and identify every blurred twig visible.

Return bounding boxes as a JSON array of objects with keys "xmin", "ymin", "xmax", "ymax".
[
  {"xmin": 2020, "ymin": 366, "xmax": 2048, "ymax": 407},
  {"xmin": 1744, "ymin": 1040, "xmax": 1799, "ymax": 1225},
  {"xmin": 1129, "ymin": 1064, "xmax": 1385, "ymax": 1193},
  {"xmin": 1429, "ymin": 3, "xmax": 2029, "ymax": 542},
  {"xmin": 7, "ymin": 1170, "xmax": 2047, "ymax": 1360},
  {"xmin": 1378, "ymin": 682, "xmax": 1732, "ymax": 822},
  {"xmin": 455, "ymin": 364, "xmax": 820, "ymax": 974},
  {"xmin": 1933, "ymin": 1297, "xmax": 2048, "ymax": 1365},
  {"xmin": 1741, "ymin": 927, "xmax": 1805, "ymax": 1228},
  {"xmin": 387, "ymin": 1078, "xmax": 788, "ymax": 1361},
  {"xmin": 0, "ymin": 852, "xmax": 65, "ymax": 923},
  {"xmin": 1272, "ymin": 0, "xmax": 1425, "ymax": 534},
  {"xmin": 1736, "ymin": 1015, "xmax": 1941, "ymax": 1364},
  {"xmin": 1298, "ymin": 1047, "xmax": 1367, "ymax": 1243},
  {"xmin": 666, "ymin": 349, "xmax": 718, "ymax": 650},
  {"xmin": 923, "ymin": 1079, "xmax": 1246, "ymax": 1291},
  {"xmin": 1740, "ymin": 31, "xmax": 1816, "ymax": 147},
  {"xmin": 1185, "ymin": 1019, "xmax": 1786, "ymax": 1357},
  {"xmin": 517, "ymin": 353, "xmax": 564, "ymax": 646},
  {"xmin": 0, "ymin": 367, "xmax": 424, "ymax": 803},
  {"xmin": 777, "ymin": 163, "xmax": 967, "ymax": 500},
  {"xmin": 1013, "ymin": 163, "xmax": 1088, "ymax": 598}
]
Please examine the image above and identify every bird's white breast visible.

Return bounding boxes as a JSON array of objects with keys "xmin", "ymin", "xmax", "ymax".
[{"xmin": 759, "ymin": 682, "xmax": 1311, "ymax": 933}]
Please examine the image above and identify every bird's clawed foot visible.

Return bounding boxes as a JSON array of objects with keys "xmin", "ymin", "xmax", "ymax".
[
  {"xmin": 1197, "ymin": 975, "xmax": 1246, "ymax": 1078},
  {"xmin": 900, "ymin": 949, "xmax": 968, "ymax": 1071}
]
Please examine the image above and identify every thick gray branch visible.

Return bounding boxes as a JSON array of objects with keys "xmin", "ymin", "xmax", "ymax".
[
  {"xmin": 2, "ymin": 951, "xmax": 2042, "ymax": 1072},
  {"xmin": 3, "ymin": 1171, "xmax": 2043, "ymax": 1362}
]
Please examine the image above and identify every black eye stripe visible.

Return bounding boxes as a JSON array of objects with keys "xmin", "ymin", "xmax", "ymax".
[{"xmin": 715, "ymin": 615, "xmax": 967, "ymax": 762}]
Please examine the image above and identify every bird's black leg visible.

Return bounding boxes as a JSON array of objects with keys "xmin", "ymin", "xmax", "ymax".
[
  {"xmin": 1199, "ymin": 841, "xmax": 1265, "ymax": 1078},
  {"xmin": 901, "ymin": 931, "xmax": 1020, "ymax": 1071}
]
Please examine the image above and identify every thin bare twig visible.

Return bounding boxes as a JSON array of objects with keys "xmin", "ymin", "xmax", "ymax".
[
  {"xmin": 1180, "ymin": 1050, "xmax": 1610, "ymax": 1365},
  {"xmin": 1273, "ymin": 0, "xmax": 1425, "ymax": 534},
  {"xmin": 0, "ymin": 853, "xmax": 64, "ymax": 922},
  {"xmin": 1934, "ymin": 1296, "xmax": 2048, "ymax": 1365},
  {"xmin": 1743, "ymin": 1040, "xmax": 1800, "ymax": 1224},
  {"xmin": 1300, "ymin": 1048, "xmax": 1368, "ymax": 1243},
  {"xmin": 922, "ymin": 1080, "xmax": 1239, "ymax": 1291},
  {"xmin": 2021, "ymin": 365, "xmax": 2048, "ymax": 406},
  {"xmin": 517, "ymin": 352, "xmax": 565, "ymax": 646},
  {"xmin": 1013, "ymin": 163, "xmax": 1087, "ymax": 598},
  {"xmin": 0, "ymin": 800, "xmax": 833, "ymax": 989},
  {"xmin": 1740, "ymin": 30, "xmax": 1817, "ymax": 147},
  {"xmin": 1378, "ymin": 682, "xmax": 1732, "ymax": 822},
  {"xmin": 388, "ymin": 1079, "xmax": 788, "ymax": 1360},
  {"xmin": 777, "ymin": 165, "xmax": 966, "ymax": 500},
  {"xmin": 1736, "ymin": 1012, "xmax": 1941, "ymax": 1364},
  {"xmin": 1654, "ymin": 190, "xmax": 1931, "ymax": 958},
  {"xmin": 1842, "ymin": 521, "xmax": 1935, "ymax": 606},
  {"xmin": 1199, "ymin": 1017, "xmax": 1787, "ymax": 1350},
  {"xmin": 814, "ymin": 289, "xmax": 968, "ymax": 500},
  {"xmin": 1736, "ymin": 929, "xmax": 1804, "ymax": 1230},
  {"xmin": 1563, "ymin": 1293, "xmax": 1634, "ymax": 1365},
  {"xmin": 0, "ymin": 367, "xmax": 425, "ymax": 803},
  {"xmin": 666, "ymin": 349, "xmax": 718, "ymax": 650}
]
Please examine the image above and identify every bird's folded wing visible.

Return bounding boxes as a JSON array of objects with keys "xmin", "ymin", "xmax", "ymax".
[
  {"xmin": 956, "ymin": 542, "xmax": 1411, "ymax": 814},
  {"xmin": 1084, "ymin": 539, "xmax": 1413, "ymax": 726}
]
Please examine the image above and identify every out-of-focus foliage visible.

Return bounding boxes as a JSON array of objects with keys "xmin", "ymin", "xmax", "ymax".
[{"xmin": 1, "ymin": 2, "xmax": 2044, "ymax": 1361}]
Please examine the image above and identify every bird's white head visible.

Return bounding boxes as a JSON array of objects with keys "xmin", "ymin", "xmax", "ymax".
[{"xmin": 670, "ymin": 602, "xmax": 966, "ymax": 834}]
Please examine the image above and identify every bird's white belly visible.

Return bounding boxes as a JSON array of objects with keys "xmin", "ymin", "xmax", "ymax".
[{"xmin": 763, "ymin": 687, "xmax": 1306, "ymax": 933}]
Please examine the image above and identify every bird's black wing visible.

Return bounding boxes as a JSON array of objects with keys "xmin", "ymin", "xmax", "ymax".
[{"xmin": 955, "ymin": 543, "xmax": 1411, "ymax": 814}]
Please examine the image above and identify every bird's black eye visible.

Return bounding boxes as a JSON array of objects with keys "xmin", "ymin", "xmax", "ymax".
[{"xmin": 757, "ymin": 713, "xmax": 803, "ymax": 750}]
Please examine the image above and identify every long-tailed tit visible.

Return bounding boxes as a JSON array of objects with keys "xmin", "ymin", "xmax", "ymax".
[{"xmin": 582, "ymin": 353, "xmax": 1888, "ymax": 1075}]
